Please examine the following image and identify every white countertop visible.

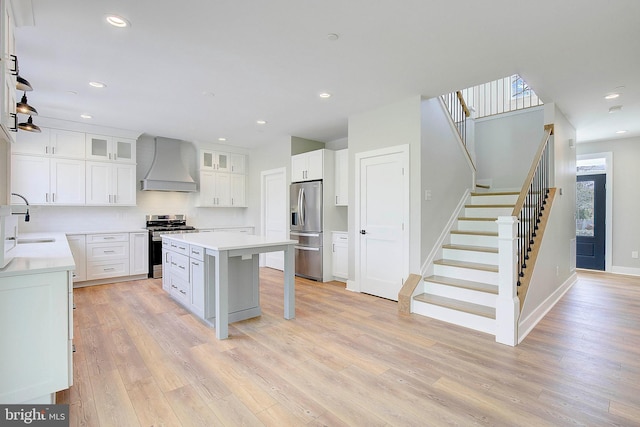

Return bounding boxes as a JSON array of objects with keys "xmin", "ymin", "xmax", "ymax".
[
  {"xmin": 0, "ymin": 233, "xmax": 75, "ymax": 278},
  {"xmin": 163, "ymin": 232, "xmax": 297, "ymax": 251}
]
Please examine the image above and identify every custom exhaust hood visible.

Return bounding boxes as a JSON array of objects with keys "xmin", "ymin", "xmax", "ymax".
[{"xmin": 141, "ymin": 137, "xmax": 197, "ymax": 192}]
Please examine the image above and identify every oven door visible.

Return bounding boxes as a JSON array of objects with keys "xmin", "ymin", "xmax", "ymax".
[{"xmin": 149, "ymin": 235, "xmax": 164, "ymax": 278}]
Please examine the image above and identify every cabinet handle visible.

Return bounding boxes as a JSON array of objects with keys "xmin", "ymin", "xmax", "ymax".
[
  {"xmin": 46, "ymin": 193, "xmax": 49, "ymax": 203},
  {"xmin": 104, "ymin": 250, "xmax": 116, "ymax": 254},
  {"xmin": 46, "ymin": 146, "xmax": 49, "ymax": 154},
  {"xmin": 171, "ymin": 285, "xmax": 178, "ymax": 289},
  {"xmin": 104, "ymin": 236, "xmax": 116, "ymax": 240},
  {"xmin": 9, "ymin": 113, "xmax": 17, "ymax": 132},
  {"xmin": 332, "ymin": 243, "xmax": 335, "ymax": 253},
  {"xmin": 192, "ymin": 261, "xmax": 200, "ymax": 266},
  {"xmin": 178, "ymin": 265, "xmax": 185, "ymax": 270},
  {"xmin": 179, "ymin": 290, "xmax": 186, "ymax": 295},
  {"xmin": 9, "ymin": 54, "xmax": 18, "ymax": 75},
  {"xmin": 104, "ymin": 267, "xmax": 116, "ymax": 272},
  {"xmin": 52, "ymin": 193, "xmax": 56, "ymax": 202},
  {"xmin": 52, "ymin": 146, "xmax": 56, "ymax": 155},
  {"xmin": 113, "ymin": 194, "xmax": 117, "ymax": 204}
]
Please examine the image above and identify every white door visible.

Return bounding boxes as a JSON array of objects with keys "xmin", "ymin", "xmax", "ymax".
[
  {"xmin": 357, "ymin": 147, "xmax": 409, "ymax": 301},
  {"xmin": 261, "ymin": 168, "xmax": 287, "ymax": 270}
]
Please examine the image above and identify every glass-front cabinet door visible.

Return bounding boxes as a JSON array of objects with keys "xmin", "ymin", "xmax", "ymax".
[{"xmin": 86, "ymin": 134, "xmax": 136, "ymax": 163}]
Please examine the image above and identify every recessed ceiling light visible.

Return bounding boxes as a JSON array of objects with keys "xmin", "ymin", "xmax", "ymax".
[
  {"xmin": 89, "ymin": 81, "xmax": 106, "ymax": 88},
  {"xmin": 80, "ymin": 114, "xmax": 92, "ymax": 119},
  {"xmin": 608, "ymin": 105, "xmax": 623, "ymax": 113},
  {"xmin": 202, "ymin": 91, "xmax": 215, "ymax": 97},
  {"xmin": 615, "ymin": 130, "xmax": 628, "ymax": 134},
  {"xmin": 256, "ymin": 120, "xmax": 267, "ymax": 125},
  {"xmin": 319, "ymin": 92, "xmax": 332, "ymax": 98},
  {"xmin": 327, "ymin": 33, "xmax": 339, "ymax": 41},
  {"xmin": 106, "ymin": 15, "xmax": 130, "ymax": 28},
  {"xmin": 218, "ymin": 137, "xmax": 227, "ymax": 142},
  {"xmin": 66, "ymin": 90, "xmax": 78, "ymax": 96},
  {"xmin": 605, "ymin": 93, "xmax": 620, "ymax": 100}
]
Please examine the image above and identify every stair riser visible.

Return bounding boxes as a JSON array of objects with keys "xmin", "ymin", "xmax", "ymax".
[
  {"xmin": 424, "ymin": 282, "xmax": 497, "ymax": 307},
  {"xmin": 433, "ymin": 264, "xmax": 498, "ymax": 285},
  {"xmin": 411, "ymin": 301, "xmax": 496, "ymax": 335},
  {"xmin": 465, "ymin": 207, "xmax": 513, "ymax": 218},
  {"xmin": 457, "ymin": 220, "xmax": 498, "ymax": 233},
  {"xmin": 470, "ymin": 195, "xmax": 518, "ymax": 205},
  {"xmin": 442, "ymin": 248, "xmax": 498, "ymax": 265},
  {"xmin": 450, "ymin": 234, "xmax": 498, "ymax": 248}
]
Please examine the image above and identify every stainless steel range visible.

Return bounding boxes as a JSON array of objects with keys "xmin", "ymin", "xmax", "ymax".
[{"xmin": 146, "ymin": 214, "xmax": 198, "ymax": 278}]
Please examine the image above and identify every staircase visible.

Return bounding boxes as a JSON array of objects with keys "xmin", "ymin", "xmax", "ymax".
[{"xmin": 412, "ymin": 191, "xmax": 519, "ymax": 335}]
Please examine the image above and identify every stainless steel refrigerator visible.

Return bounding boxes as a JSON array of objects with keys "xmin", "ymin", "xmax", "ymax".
[{"xmin": 290, "ymin": 180, "xmax": 323, "ymax": 281}]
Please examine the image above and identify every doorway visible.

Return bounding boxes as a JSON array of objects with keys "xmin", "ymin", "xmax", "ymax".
[
  {"xmin": 355, "ymin": 145, "xmax": 409, "ymax": 301},
  {"xmin": 576, "ymin": 174, "xmax": 606, "ymax": 270},
  {"xmin": 261, "ymin": 167, "xmax": 287, "ymax": 270}
]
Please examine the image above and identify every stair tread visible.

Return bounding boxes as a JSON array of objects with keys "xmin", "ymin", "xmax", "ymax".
[
  {"xmin": 413, "ymin": 293, "xmax": 496, "ymax": 319},
  {"xmin": 470, "ymin": 191, "xmax": 519, "ymax": 196},
  {"xmin": 465, "ymin": 204, "xmax": 515, "ymax": 208},
  {"xmin": 423, "ymin": 275, "xmax": 498, "ymax": 294},
  {"xmin": 458, "ymin": 217, "xmax": 498, "ymax": 221},
  {"xmin": 442, "ymin": 244, "xmax": 498, "ymax": 253},
  {"xmin": 434, "ymin": 259, "xmax": 498, "ymax": 272},
  {"xmin": 450, "ymin": 230, "xmax": 498, "ymax": 236}
]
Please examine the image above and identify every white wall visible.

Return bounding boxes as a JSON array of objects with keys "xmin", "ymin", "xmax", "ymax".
[
  {"xmin": 347, "ymin": 96, "xmax": 423, "ymax": 279},
  {"xmin": 474, "ymin": 107, "xmax": 545, "ymax": 190},
  {"xmin": 420, "ymin": 97, "xmax": 474, "ymax": 263},
  {"xmin": 520, "ymin": 104, "xmax": 577, "ymax": 322},
  {"xmin": 577, "ymin": 136, "xmax": 640, "ymax": 275}
]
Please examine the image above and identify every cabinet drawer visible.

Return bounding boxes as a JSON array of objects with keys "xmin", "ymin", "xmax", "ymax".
[
  {"xmin": 189, "ymin": 245, "xmax": 204, "ymax": 261},
  {"xmin": 86, "ymin": 241, "xmax": 129, "ymax": 261},
  {"xmin": 86, "ymin": 233, "xmax": 128, "ymax": 244},
  {"xmin": 169, "ymin": 240, "xmax": 189, "ymax": 256},
  {"xmin": 87, "ymin": 260, "xmax": 129, "ymax": 280},
  {"xmin": 332, "ymin": 232, "xmax": 348, "ymax": 244},
  {"xmin": 168, "ymin": 252, "xmax": 190, "ymax": 281},
  {"xmin": 167, "ymin": 274, "xmax": 189, "ymax": 305}
]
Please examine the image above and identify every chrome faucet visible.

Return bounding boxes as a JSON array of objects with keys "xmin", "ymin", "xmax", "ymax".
[{"xmin": 11, "ymin": 192, "xmax": 30, "ymax": 222}]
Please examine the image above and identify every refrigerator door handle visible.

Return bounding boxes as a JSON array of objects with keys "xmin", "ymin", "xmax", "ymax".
[
  {"xmin": 295, "ymin": 246, "xmax": 320, "ymax": 251},
  {"xmin": 300, "ymin": 188, "xmax": 306, "ymax": 226},
  {"xmin": 290, "ymin": 232, "xmax": 320, "ymax": 237}
]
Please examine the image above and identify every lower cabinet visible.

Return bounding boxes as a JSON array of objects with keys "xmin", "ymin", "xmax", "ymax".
[
  {"xmin": 70, "ymin": 231, "xmax": 148, "ymax": 285},
  {"xmin": 332, "ymin": 232, "xmax": 348, "ymax": 281},
  {"xmin": 0, "ymin": 270, "xmax": 72, "ymax": 403}
]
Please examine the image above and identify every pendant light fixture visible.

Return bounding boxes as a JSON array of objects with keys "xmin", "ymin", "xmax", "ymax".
[
  {"xmin": 18, "ymin": 116, "xmax": 41, "ymax": 133},
  {"xmin": 16, "ymin": 75, "xmax": 33, "ymax": 92},
  {"xmin": 16, "ymin": 92, "xmax": 38, "ymax": 116}
]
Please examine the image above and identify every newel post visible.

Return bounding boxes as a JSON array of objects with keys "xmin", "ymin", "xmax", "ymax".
[{"xmin": 495, "ymin": 216, "xmax": 520, "ymax": 346}]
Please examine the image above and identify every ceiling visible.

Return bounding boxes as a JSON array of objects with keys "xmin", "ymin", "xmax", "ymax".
[{"xmin": 13, "ymin": 0, "xmax": 640, "ymax": 148}]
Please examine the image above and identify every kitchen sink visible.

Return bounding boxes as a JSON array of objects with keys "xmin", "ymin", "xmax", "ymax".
[{"xmin": 17, "ymin": 238, "xmax": 56, "ymax": 244}]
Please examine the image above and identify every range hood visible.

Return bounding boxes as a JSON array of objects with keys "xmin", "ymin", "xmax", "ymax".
[{"xmin": 141, "ymin": 137, "xmax": 197, "ymax": 192}]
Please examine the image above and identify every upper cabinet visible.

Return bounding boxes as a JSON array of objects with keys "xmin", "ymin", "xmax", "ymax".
[
  {"xmin": 200, "ymin": 150, "xmax": 245, "ymax": 173},
  {"xmin": 13, "ymin": 128, "xmax": 85, "ymax": 158},
  {"xmin": 198, "ymin": 150, "xmax": 247, "ymax": 207},
  {"xmin": 0, "ymin": 0, "xmax": 17, "ymax": 143},
  {"xmin": 334, "ymin": 149, "xmax": 348, "ymax": 206},
  {"xmin": 86, "ymin": 134, "xmax": 136, "ymax": 163},
  {"xmin": 291, "ymin": 149, "xmax": 324, "ymax": 182}
]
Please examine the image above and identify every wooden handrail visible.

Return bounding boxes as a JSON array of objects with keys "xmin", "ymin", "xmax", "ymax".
[
  {"xmin": 511, "ymin": 124, "xmax": 553, "ymax": 216},
  {"xmin": 456, "ymin": 91, "xmax": 471, "ymax": 117}
]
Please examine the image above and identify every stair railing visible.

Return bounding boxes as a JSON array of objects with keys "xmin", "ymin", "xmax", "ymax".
[
  {"xmin": 512, "ymin": 124, "xmax": 553, "ymax": 286},
  {"xmin": 441, "ymin": 90, "xmax": 470, "ymax": 147},
  {"xmin": 495, "ymin": 124, "xmax": 553, "ymax": 346}
]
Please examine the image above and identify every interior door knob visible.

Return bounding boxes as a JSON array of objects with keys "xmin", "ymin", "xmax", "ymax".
[{"xmin": 360, "ymin": 230, "xmax": 367, "ymax": 235}]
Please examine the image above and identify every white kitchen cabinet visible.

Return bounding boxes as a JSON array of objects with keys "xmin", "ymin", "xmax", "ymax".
[
  {"xmin": 229, "ymin": 153, "xmax": 245, "ymax": 174},
  {"xmin": 334, "ymin": 149, "xmax": 348, "ymax": 206},
  {"xmin": 230, "ymin": 174, "xmax": 246, "ymax": 207},
  {"xmin": 85, "ymin": 161, "xmax": 136, "ymax": 205},
  {"xmin": 11, "ymin": 154, "xmax": 85, "ymax": 205},
  {"xmin": 14, "ymin": 128, "xmax": 85, "ymax": 158},
  {"xmin": 86, "ymin": 134, "xmax": 136, "ymax": 163},
  {"xmin": 129, "ymin": 232, "xmax": 149, "ymax": 276},
  {"xmin": 67, "ymin": 234, "xmax": 87, "ymax": 282},
  {"xmin": 200, "ymin": 150, "xmax": 229, "ymax": 171},
  {"xmin": 189, "ymin": 245, "xmax": 205, "ymax": 317},
  {"xmin": 332, "ymin": 232, "xmax": 348, "ymax": 280},
  {"xmin": 199, "ymin": 171, "xmax": 244, "ymax": 207},
  {"xmin": 85, "ymin": 233, "xmax": 130, "ymax": 280},
  {"xmin": 0, "ymin": 270, "xmax": 72, "ymax": 403},
  {"xmin": 0, "ymin": 0, "xmax": 17, "ymax": 144},
  {"xmin": 291, "ymin": 149, "xmax": 324, "ymax": 182}
]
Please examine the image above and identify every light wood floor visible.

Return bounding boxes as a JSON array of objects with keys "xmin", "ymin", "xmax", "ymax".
[{"xmin": 57, "ymin": 269, "xmax": 640, "ymax": 426}]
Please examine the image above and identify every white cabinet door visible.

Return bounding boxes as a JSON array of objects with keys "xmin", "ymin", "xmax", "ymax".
[
  {"xmin": 291, "ymin": 149, "xmax": 324, "ymax": 182},
  {"xmin": 13, "ymin": 127, "xmax": 50, "ymax": 155},
  {"xmin": 291, "ymin": 153, "xmax": 307, "ymax": 182},
  {"xmin": 85, "ymin": 161, "xmax": 111, "ymax": 205},
  {"xmin": 332, "ymin": 233, "xmax": 348, "ymax": 279},
  {"xmin": 199, "ymin": 171, "xmax": 215, "ymax": 206},
  {"xmin": 50, "ymin": 158, "xmax": 85, "ymax": 205},
  {"xmin": 230, "ymin": 174, "xmax": 245, "ymax": 207},
  {"xmin": 113, "ymin": 164, "xmax": 136, "ymax": 205},
  {"xmin": 200, "ymin": 150, "xmax": 229, "ymax": 171},
  {"xmin": 229, "ymin": 154, "xmax": 245, "ymax": 174},
  {"xmin": 0, "ymin": 271, "xmax": 70, "ymax": 403},
  {"xmin": 0, "ymin": 0, "xmax": 17, "ymax": 144},
  {"xmin": 190, "ymin": 258, "xmax": 205, "ymax": 317},
  {"xmin": 215, "ymin": 173, "xmax": 231, "ymax": 206},
  {"xmin": 335, "ymin": 149, "xmax": 348, "ymax": 206},
  {"xmin": 11, "ymin": 154, "xmax": 49, "ymax": 204},
  {"xmin": 50, "ymin": 129, "xmax": 86, "ymax": 159},
  {"xmin": 86, "ymin": 134, "xmax": 135, "ymax": 163},
  {"xmin": 129, "ymin": 232, "xmax": 148, "ymax": 275},
  {"xmin": 67, "ymin": 234, "xmax": 87, "ymax": 282}
]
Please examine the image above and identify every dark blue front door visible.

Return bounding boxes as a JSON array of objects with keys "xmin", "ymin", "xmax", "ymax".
[{"xmin": 576, "ymin": 174, "xmax": 606, "ymax": 270}]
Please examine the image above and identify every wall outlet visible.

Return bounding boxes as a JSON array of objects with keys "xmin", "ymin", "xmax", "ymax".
[
  {"xmin": 424, "ymin": 190, "xmax": 432, "ymax": 201},
  {"xmin": 632, "ymin": 251, "xmax": 639, "ymax": 259},
  {"xmin": 556, "ymin": 265, "xmax": 559, "ymax": 276}
]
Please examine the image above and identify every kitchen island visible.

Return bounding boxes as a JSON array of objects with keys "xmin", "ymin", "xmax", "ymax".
[{"xmin": 162, "ymin": 232, "xmax": 297, "ymax": 339}]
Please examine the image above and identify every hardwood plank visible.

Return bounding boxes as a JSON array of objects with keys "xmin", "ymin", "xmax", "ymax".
[
  {"xmin": 89, "ymin": 369, "xmax": 141, "ymax": 427},
  {"xmin": 126, "ymin": 376, "xmax": 182, "ymax": 427},
  {"xmin": 165, "ymin": 385, "xmax": 224, "ymax": 427}
]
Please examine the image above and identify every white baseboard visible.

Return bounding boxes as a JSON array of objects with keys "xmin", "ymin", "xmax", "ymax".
[
  {"xmin": 346, "ymin": 279, "xmax": 359, "ymax": 293},
  {"xmin": 611, "ymin": 266, "xmax": 640, "ymax": 276},
  {"xmin": 518, "ymin": 272, "xmax": 577, "ymax": 343}
]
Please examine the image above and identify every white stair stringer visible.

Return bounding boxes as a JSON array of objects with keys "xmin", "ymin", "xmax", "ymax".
[{"xmin": 413, "ymin": 190, "xmax": 516, "ymax": 337}]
